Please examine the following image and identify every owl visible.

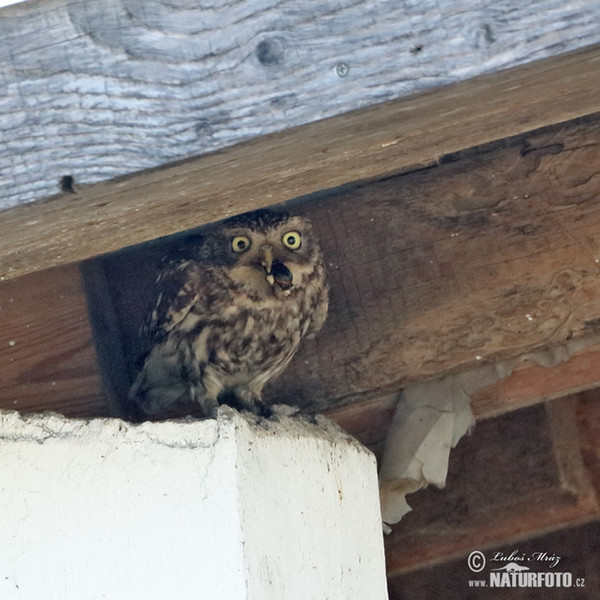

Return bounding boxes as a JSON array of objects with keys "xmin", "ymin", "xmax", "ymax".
[{"xmin": 128, "ymin": 208, "xmax": 328, "ymax": 419}]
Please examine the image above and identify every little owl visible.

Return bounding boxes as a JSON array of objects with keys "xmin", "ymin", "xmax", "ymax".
[{"xmin": 129, "ymin": 208, "xmax": 328, "ymax": 419}]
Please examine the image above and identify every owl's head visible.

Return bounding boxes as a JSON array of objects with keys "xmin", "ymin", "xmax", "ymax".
[{"xmin": 207, "ymin": 209, "xmax": 323, "ymax": 298}]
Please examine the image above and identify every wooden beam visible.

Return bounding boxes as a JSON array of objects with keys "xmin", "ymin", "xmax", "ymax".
[
  {"xmin": 471, "ymin": 341, "xmax": 600, "ymax": 420},
  {"xmin": 3, "ymin": 44, "xmax": 600, "ymax": 280},
  {"xmin": 8, "ymin": 112, "xmax": 600, "ymax": 428},
  {"xmin": 384, "ymin": 398, "xmax": 599, "ymax": 576},
  {"xmin": 328, "ymin": 339, "xmax": 600, "ymax": 460},
  {"xmin": 388, "ymin": 519, "xmax": 600, "ymax": 599},
  {"xmin": 0, "ymin": 265, "xmax": 109, "ymax": 417},
  {"xmin": 2, "ymin": 0, "xmax": 600, "ymax": 210}
]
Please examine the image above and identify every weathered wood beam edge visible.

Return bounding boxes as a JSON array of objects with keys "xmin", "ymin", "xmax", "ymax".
[
  {"xmin": 326, "ymin": 333, "xmax": 600, "ymax": 436},
  {"xmin": 3, "ymin": 43, "xmax": 600, "ymax": 280},
  {"xmin": 386, "ymin": 513, "xmax": 600, "ymax": 577}
]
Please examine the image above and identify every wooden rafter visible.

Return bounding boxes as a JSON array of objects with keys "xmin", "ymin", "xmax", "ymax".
[
  {"xmin": 5, "ymin": 110, "xmax": 600, "ymax": 423},
  {"xmin": 2, "ymin": 44, "xmax": 600, "ymax": 281}
]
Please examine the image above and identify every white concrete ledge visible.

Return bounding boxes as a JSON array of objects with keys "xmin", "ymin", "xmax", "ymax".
[{"xmin": 0, "ymin": 407, "xmax": 388, "ymax": 599}]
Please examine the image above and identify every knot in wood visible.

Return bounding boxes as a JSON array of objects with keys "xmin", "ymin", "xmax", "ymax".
[{"xmin": 256, "ymin": 38, "xmax": 284, "ymax": 66}]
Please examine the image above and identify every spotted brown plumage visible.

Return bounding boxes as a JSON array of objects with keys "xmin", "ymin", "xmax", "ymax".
[{"xmin": 129, "ymin": 208, "xmax": 328, "ymax": 419}]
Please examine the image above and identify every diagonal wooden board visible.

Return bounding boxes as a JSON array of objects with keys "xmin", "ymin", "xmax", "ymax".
[
  {"xmin": 3, "ymin": 44, "xmax": 600, "ymax": 281},
  {"xmin": 3, "ymin": 0, "xmax": 600, "ymax": 210},
  {"xmin": 5, "ymin": 112, "xmax": 600, "ymax": 428},
  {"xmin": 65, "ymin": 112, "xmax": 600, "ymax": 425}
]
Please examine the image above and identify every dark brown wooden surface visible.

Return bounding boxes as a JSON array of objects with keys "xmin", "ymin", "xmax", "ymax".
[
  {"xmin": 3, "ymin": 45, "xmax": 600, "ymax": 281},
  {"xmin": 75, "ymin": 113, "xmax": 600, "ymax": 422},
  {"xmin": 0, "ymin": 265, "xmax": 108, "ymax": 417},
  {"xmin": 384, "ymin": 398, "xmax": 598, "ymax": 577},
  {"xmin": 388, "ymin": 518, "xmax": 600, "ymax": 599}
]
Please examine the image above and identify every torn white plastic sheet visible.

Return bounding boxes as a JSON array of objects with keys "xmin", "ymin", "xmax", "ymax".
[
  {"xmin": 379, "ymin": 336, "xmax": 600, "ymax": 530},
  {"xmin": 379, "ymin": 374, "xmax": 475, "ymax": 529}
]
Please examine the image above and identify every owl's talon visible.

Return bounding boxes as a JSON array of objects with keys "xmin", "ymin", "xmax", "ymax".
[
  {"xmin": 270, "ymin": 403, "xmax": 302, "ymax": 418},
  {"xmin": 256, "ymin": 403, "xmax": 272, "ymax": 418}
]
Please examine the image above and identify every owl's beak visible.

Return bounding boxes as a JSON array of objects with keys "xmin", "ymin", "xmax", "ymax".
[
  {"xmin": 261, "ymin": 246, "xmax": 273, "ymax": 275},
  {"xmin": 260, "ymin": 245, "xmax": 293, "ymax": 290}
]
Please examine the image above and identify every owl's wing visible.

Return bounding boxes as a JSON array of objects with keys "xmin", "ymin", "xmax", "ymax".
[
  {"xmin": 306, "ymin": 280, "xmax": 329, "ymax": 338},
  {"xmin": 143, "ymin": 259, "xmax": 208, "ymax": 343}
]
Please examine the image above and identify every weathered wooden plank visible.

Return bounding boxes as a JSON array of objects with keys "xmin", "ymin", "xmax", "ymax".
[
  {"xmin": 0, "ymin": 265, "xmax": 109, "ymax": 416},
  {"xmin": 577, "ymin": 389, "xmax": 600, "ymax": 496},
  {"xmin": 74, "ymin": 113, "xmax": 600, "ymax": 421},
  {"xmin": 384, "ymin": 399, "xmax": 599, "ymax": 576},
  {"xmin": 4, "ymin": 43, "xmax": 600, "ymax": 280},
  {"xmin": 1, "ymin": 0, "xmax": 600, "ymax": 210},
  {"xmin": 329, "ymin": 340, "xmax": 600, "ymax": 459},
  {"xmin": 6, "ymin": 113, "xmax": 600, "ymax": 432},
  {"xmin": 472, "ymin": 342, "xmax": 600, "ymax": 419},
  {"xmin": 388, "ymin": 519, "xmax": 600, "ymax": 599}
]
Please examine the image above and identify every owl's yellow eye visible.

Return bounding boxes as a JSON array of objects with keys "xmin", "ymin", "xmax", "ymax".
[
  {"xmin": 282, "ymin": 231, "xmax": 302, "ymax": 250},
  {"xmin": 231, "ymin": 235, "xmax": 251, "ymax": 253}
]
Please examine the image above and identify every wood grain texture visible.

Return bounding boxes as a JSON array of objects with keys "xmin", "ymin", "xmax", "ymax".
[
  {"xmin": 577, "ymin": 389, "xmax": 600, "ymax": 497},
  {"xmin": 1, "ymin": 0, "xmax": 600, "ymax": 210},
  {"xmin": 3, "ymin": 44, "xmax": 600, "ymax": 282},
  {"xmin": 8, "ymin": 112, "xmax": 600, "ymax": 434},
  {"xmin": 77, "ymin": 113, "xmax": 600, "ymax": 421},
  {"xmin": 329, "ymin": 341, "xmax": 600, "ymax": 457},
  {"xmin": 0, "ymin": 265, "xmax": 109, "ymax": 417},
  {"xmin": 384, "ymin": 399, "xmax": 599, "ymax": 576},
  {"xmin": 389, "ymin": 519, "xmax": 600, "ymax": 599},
  {"xmin": 471, "ymin": 342, "xmax": 600, "ymax": 419}
]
